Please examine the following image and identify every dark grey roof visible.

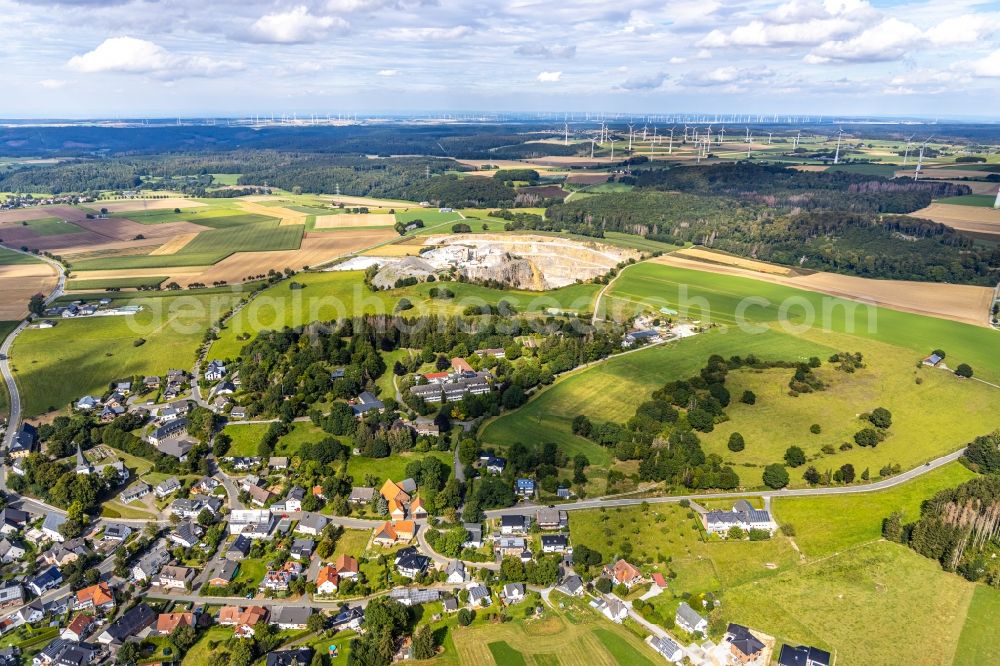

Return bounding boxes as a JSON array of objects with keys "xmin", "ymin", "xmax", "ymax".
[
  {"xmin": 777, "ymin": 645, "xmax": 832, "ymax": 666},
  {"xmin": 676, "ymin": 602, "xmax": 706, "ymax": 627},
  {"xmin": 272, "ymin": 606, "xmax": 312, "ymax": 626},
  {"xmin": 266, "ymin": 648, "xmax": 314, "ymax": 666},
  {"xmin": 727, "ymin": 624, "xmax": 765, "ymax": 657},
  {"xmin": 650, "ymin": 636, "xmax": 683, "ymax": 657},
  {"xmin": 104, "ymin": 603, "xmax": 156, "ymax": 642},
  {"xmin": 541, "ymin": 535, "xmax": 568, "ymax": 547},
  {"xmin": 228, "ymin": 535, "xmax": 251, "ymax": 555}
]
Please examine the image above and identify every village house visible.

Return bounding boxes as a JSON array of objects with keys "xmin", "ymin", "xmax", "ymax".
[
  {"xmin": 209, "ymin": 560, "xmax": 239, "ymax": 587},
  {"xmin": 97, "ymin": 603, "xmax": 156, "ymax": 646},
  {"xmin": 132, "ymin": 546, "xmax": 170, "ymax": 583},
  {"xmin": 228, "ymin": 509, "xmax": 276, "ymax": 539},
  {"xmin": 0, "ymin": 539, "xmax": 25, "ymax": 564},
  {"xmin": 60, "ymin": 615, "xmax": 95, "ymax": 643},
  {"xmin": 335, "ymin": 554, "xmax": 360, "ymax": 578},
  {"xmin": 295, "ymin": 512, "xmax": 329, "ymax": 536},
  {"xmin": 557, "ymin": 574, "xmax": 584, "ymax": 597},
  {"xmin": 649, "ymin": 636, "xmax": 684, "ymax": 663},
  {"xmin": 0, "ymin": 584, "xmax": 22, "ymax": 608},
  {"xmin": 273, "ymin": 607, "xmax": 312, "ymax": 630},
  {"xmin": 43, "ymin": 538, "xmax": 89, "ymax": 567},
  {"xmin": 726, "ymin": 623, "xmax": 767, "ymax": 664},
  {"xmin": 502, "ymin": 583, "xmax": 525, "ymax": 603},
  {"xmin": 495, "ymin": 537, "xmax": 527, "ymax": 558},
  {"xmin": 154, "ymin": 477, "xmax": 181, "ymax": 499},
  {"xmin": 102, "ymin": 524, "xmax": 131, "ymax": 542},
  {"xmin": 40, "ymin": 514, "xmax": 66, "ymax": 543},
  {"xmin": 515, "ymin": 478, "xmax": 535, "ymax": 498},
  {"xmin": 445, "ymin": 559, "xmax": 467, "ymax": 583},
  {"xmin": 28, "ymin": 567, "xmax": 63, "ymax": 596},
  {"xmin": 204, "ymin": 360, "xmax": 226, "ymax": 381},
  {"xmin": 351, "ymin": 391, "xmax": 385, "ymax": 416},
  {"xmin": 74, "ymin": 583, "xmax": 115, "ymax": 613},
  {"xmin": 260, "ymin": 570, "xmax": 293, "ymax": 592},
  {"xmin": 9, "ymin": 424, "xmax": 38, "ymax": 458},
  {"xmin": 500, "ymin": 514, "xmax": 530, "ymax": 535},
  {"xmin": 676, "ymin": 602, "xmax": 708, "ymax": 635},
  {"xmin": 467, "ymin": 584, "xmax": 491, "ymax": 608},
  {"xmin": 777, "ymin": 644, "xmax": 832, "ymax": 666},
  {"xmin": 593, "ymin": 596, "xmax": 628, "ymax": 623},
  {"xmin": 541, "ymin": 534, "xmax": 569, "ymax": 553},
  {"xmin": 462, "ymin": 523, "xmax": 483, "ymax": 549},
  {"xmin": 605, "ymin": 559, "xmax": 643, "ymax": 589},
  {"xmin": 218, "ymin": 606, "xmax": 268, "ymax": 638},
  {"xmin": 156, "ymin": 565, "xmax": 195, "ymax": 590},
  {"xmin": 156, "ymin": 612, "xmax": 195, "ymax": 635},
  {"xmin": 330, "ymin": 606, "xmax": 364, "ymax": 631},
  {"xmin": 389, "ymin": 587, "xmax": 440, "ymax": 607},
  {"xmin": 226, "ymin": 535, "xmax": 252, "ymax": 559},
  {"xmin": 316, "ymin": 566, "xmax": 340, "ymax": 595},
  {"xmin": 290, "ymin": 538, "xmax": 315, "ymax": 560},
  {"xmin": 168, "ymin": 521, "xmax": 204, "ymax": 549},
  {"xmin": 119, "ymin": 481, "xmax": 151, "ymax": 504},
  {"xmin": 349, "ymin": 486, "xmax": 376, "ymax": 504},
  {"xmin": 268, "ymin": 648, "xmax": 314, "ymax": 666},
  {"xmin": 535, "ymin": 507, "xmax": 568, "ymax": 530},
  {"xmin": 395, "ymin": 548, "xmax": 431, "ymax": 578}
]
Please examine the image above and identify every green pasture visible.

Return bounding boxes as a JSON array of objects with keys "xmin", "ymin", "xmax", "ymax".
[
  {"xmin": 67, "ymin": 276, "xmax": 167, "ymax": 291},
  {"xmin": 13, "ymin": 216, "xmax": 85, "ymax": 236},
  {"xmin": 210, "ymin": 270, "xmax": 602, "ymax": 359},
  {"xmin": 0, "ymin": 246, "xmax": 43, "ymax": 265},
  {"xmin": 603, "ymin": 263, "xmax": 999, "ymax": 382},
  {"xmin": 936, "ymin": 194, "xmax": 998, "ymax": 207},
  {"xmin": 11, "ymin": 291, "xmax": 243, "ymax": 416}
]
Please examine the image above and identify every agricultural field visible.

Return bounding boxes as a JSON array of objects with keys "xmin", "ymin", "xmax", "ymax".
[
  {"xmin": 604, "ymin": 262, "xmax": 999, "ymax": 381},
  {"xmin": 66, "ymin": 275, "xmax": 167, "ymax": 291},
  {"xmin": 936, "ymin": 194, "xmax": 998, "ymax": 207},
  {"xmin": 210, "ymin": 270, "xmax": 602, "ymax": 359},
  {"xmin": 720, "ymin": 541, "xmax": 976, "ymax": 666},
  {"xmin": 11, "ymin": 216, "xmax": 85, "ymax": 235},
  {"xmin": 0, "ymin": 252, "xmax": 57, "ymax": 319},
  {"xmin": 11, "ymin": 290, "xmax": 243, "ymax": 416},
  {"xmin": 954, "ymin": 586, "xmax": 1000, "ymax": 665},
  {"xmin": 0, "ymin": 246, "xmax": 44, "ymax": 265}
]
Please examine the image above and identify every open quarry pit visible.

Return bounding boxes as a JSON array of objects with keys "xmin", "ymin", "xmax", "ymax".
[{"xmin": 334, "ymin": 233, "xmax": 639, "ymax": 291}]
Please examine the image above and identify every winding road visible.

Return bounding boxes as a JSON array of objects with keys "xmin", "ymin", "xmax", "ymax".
[
  {"xmin": 1, "ymin": 248, "xmax": 65, "ymax": 495},
  {"xmin": 485, "ymin": 446, "xmax": 968, "ymax": 518}
]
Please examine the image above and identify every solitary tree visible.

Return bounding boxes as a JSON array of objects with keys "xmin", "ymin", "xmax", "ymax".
[
  {"xmin": 868, "ymin": 407, "xmax": 893, "ymax": 429},
  {"xmin": 28, "ymin": 293, "xmax": 45, "ymax": 316},
  {"xmin": 740, "ymin": 390, "xmax": 756, "ymax": 405},
  {"xmin": 762, "ymin": 464, "xmax": 790, "ymax": 489},
  {"xmin": 802, "ymin": 466, "xmax": 821, "ymax": 485},
  {"xmin": 727, "ymin": 432, "xmax": 745, "ymax": 452},
  {"xmin": 784, "ymin": 446, "xmax": 806, "ymax": 468},
  {"xmin": 955, "ymin": 363, "xmax": 974, "ymax": 378}
]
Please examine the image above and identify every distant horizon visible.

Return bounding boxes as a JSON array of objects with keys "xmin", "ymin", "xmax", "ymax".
[{"xmin": 2, "ymin": 1, "xmax": 999, "ymax": 119}]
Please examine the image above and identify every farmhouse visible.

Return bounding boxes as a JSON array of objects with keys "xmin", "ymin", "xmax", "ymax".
[
  {"xmin": 702, "ymin": 500, "xmax": 778, "ymax": 536},
  {"xmin": 605, "ymin": 559, "xmax": 643, "ymax": 588}
]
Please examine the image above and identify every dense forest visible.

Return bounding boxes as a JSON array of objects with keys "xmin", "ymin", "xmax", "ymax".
[{"xmin": 539, "ymin": 170, "xmax": 999, "ymax": 284}]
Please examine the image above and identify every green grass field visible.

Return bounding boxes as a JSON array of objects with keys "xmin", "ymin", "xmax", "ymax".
[
  {"xmin": 936, "ymin": 194, "xmax": 998, "ymax": 207},
  {"xmin": 697, "ymin": 336, "xmax": 997, "ymax": 484},
  {"xmin": 11, "ymin": 291, "xmax": 243, "ymax": 416},
  {"xmin": 210, "ymin": 173, "xmax": 241, "ymax": 186},
  {"xmin": 67, "ymin": 276, "xmax": 167, "ymax": 291},
  {"xmin": 345, "ymin": 450, "xmax": 452, "ymax": 487},
  {"xmin": 954, "ymin": 585, "xmax": 1000, "ymax": 665},
  {"xmin": 12, "ymin": 217, "xmax": 85, "ymax": 236},
  {"xmin": 210, "ymin": 270, "xmax": 602, "ymax": 359},
  {"xmin": 487, "ymin": 641, "xmax": 526, "ymax": 666},
  {"xmin": 0, "ymin": 246, "xmax": 42, "ymax": 265},
  {"xmin": 604, "ymin": 262, "xmax": 1000, "ymax": 383},
  {"xmin": 719, "ymin": 541, "xmax": 975, "ymax": 666},
  {"xmin": 71, "ymin": 219, "xmax": 303, "ymax": 270},
  {"xmin": 481, "ymin": 328, "xmax": 830, "ymax": 471},
  {"xmin": 222, "ymin": 420, "xmax": 327, "ymax": 457},
  {"xmin": 773, "ymin": 461, "xmax": 976, "ymax": 557}
]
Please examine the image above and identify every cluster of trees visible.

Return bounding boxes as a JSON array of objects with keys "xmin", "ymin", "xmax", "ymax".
[{"xmin": 884, "ymin": 463, "xmax": 1000, "ymax": 584}]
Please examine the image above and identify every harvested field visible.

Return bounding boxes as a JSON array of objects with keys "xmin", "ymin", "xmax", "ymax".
[
  {"xmin": 944, "ymin": 180, "xmax": 1000, "ymax": 195},
  {"xmin": 912, "ymin": 203, "xmax": 1000, "ymax": 235},
  {"xmin": 566, "ymin": 173, "xmax": 613, "ymax": 185},
  {"xmin": 789, "ymin": 165, "xmax": 829, "ymax": 172},
  {"xmin": 674, "ymin": 247, "xmax": 800, "ymax": 275},
  {"xmin": 0, "ymin": 205, "xmax": 89, "ymax": 224},
  {"xmin": 653, "ymin": 252, "xmax": 994, "ymax": 327},
  {"xmin": 67, "ymin": 266, "xmax": 202, "ymax": 282},
  {"xmin": 95, "ymin": 198, "xmax": 206, "ymax": 213},
  {"xmin": 894, "ymin": 168, "xmax": 986, "ymax": 179},
  {"xmin": 0, "ymin": 261, "xmax": 57, "ymax": 319},
  {"xmin": 235, "ymin": 200, "xmax": 307, "ymax": 227},
  {"xmin": 526, "ymin": 156, "xmax": 615, "ymax": 166},
  {"xmin": 69, "ymin": 216, "xmax": 209, "ymax": 242},
  {"xmin": 148, "ymin": 233, "xmax": 199, "ymax": 255},
  {"xmin": 314, "ymin": 213, "xmax": 396, "ymax": 229},
  {"xmin": 359, "ymin": 243, "xmax": 424, "ymax": 257},
  {"xmin": 326, "ymin": 195, "xmax": 418, "ymax": 208}
]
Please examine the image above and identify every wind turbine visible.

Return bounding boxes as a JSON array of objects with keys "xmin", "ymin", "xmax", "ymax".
[
  {"xmin": 610, "ymin": 138, "xmax": 615, "ymax": 162},
  {"xmin": 718, "ymin": 127, "xmax": 725, "ymax": 146},
  {"xmin": 833, "ymin": 129, "xmax": 844, "ymax": 165},
  {"xmin": 747, "ymin": 130, "xmax": 753, "ymax": 159},
  {"xmin": 564, "ymin": 122, "xmax": 569, "ymax": 146},
  {"xmin": 668, "ymin": 126, "xmax": 675, "ymax": 154},
  {"xmin": 794, "ymin": 129, "xmax": 801, "ymax": 149},
  {"xmin": 902, "ymin": 134, "xmax": 916, "ymax": 166},
  {"xmin": 767, "ymin": 132, "xmax": 773, "ymax": 145},
  {"xmin": 914, "ymin": 136, "xmax": 933, "ymax": 180},
  {"xmin": 650, "ymin": 127, "xmax": 658, "ymax": 156},
  {"xmin": 627, "ymin": 124, "xmax": 634, "ymax": 152},
  {"xmin": 590, "ymin": 138, "xmax": 596, "ymax": 159}
]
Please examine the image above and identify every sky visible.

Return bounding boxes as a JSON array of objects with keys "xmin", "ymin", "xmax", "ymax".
[{"xmin": 2, "ymin": 0, "xmax": 1000, "ymax": 118}]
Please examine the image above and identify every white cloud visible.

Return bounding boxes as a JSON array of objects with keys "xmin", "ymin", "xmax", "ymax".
[
  {"xmin": 668, "ymin": 56, "xmax": 687, "ymax": 64},
  {"xmin": 699, "ymin": 17, "xmax": 856, "ymax": 48},
  {"xmin": 537, "ymin": 71, "xmax": 562, "ymax": 82},
  {"xmin": 964, "ymin": 49, "xmax": 1000, "ymax": 78},
  {"xmin": 37, "ymin": 79, "xmax": 66, "ymax": 89},
  {"xmin": 807, "ymin": 18, "xmax": 922, "ymax": 63},
  {"xmin": 618, "ymin": 71, "xmax": 668, "ymax": 90},
  {"xmin": 245, "ymin": 6, "xmax": 347, "ymax": 44},
  {"xmin": 926, "ymin": 15, "xmax": 989, "ymax": 46},
  {"xmin": 695, "ymin": 49, "xmax": 712, "ymax": 59},
  {"xmin": 377, "ymin": 69, "xmax": 399, "ymax": 76},
  {"xmin": 67, "ymin": 37, "xmax": 241, "ymax": 77}
]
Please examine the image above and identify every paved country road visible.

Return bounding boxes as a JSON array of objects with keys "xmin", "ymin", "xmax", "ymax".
[
  {"xmin": 0, "ymin": 248, "xmax": 65, "ymax": 454},
  {"xmin": 485, "ymin": 446, "xmax": 968, "ymax": 517}
]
